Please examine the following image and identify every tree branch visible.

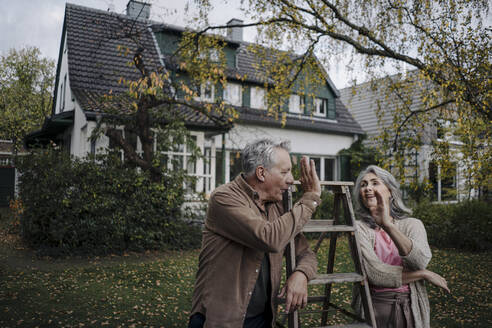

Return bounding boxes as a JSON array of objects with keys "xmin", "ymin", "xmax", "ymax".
[{"xmin": 392, "ymin": 98, "xmax": 455, "ymax": 152}]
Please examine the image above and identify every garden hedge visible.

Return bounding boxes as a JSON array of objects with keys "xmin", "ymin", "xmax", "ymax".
[
  {"xmin": 413, "ymin": 200, "xmax": 492, "ymax": 251},
  {"xmin": 17, "ymin": 148, "xmax": 201, "ymax": 256}
]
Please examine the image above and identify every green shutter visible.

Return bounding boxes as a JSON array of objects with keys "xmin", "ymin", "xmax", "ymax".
[
  {"xmin": 243, "ymin": 85, "xmax": 251, "ymax": 108},
  {"xmin": 327, "ymin": 96, "xmax": 336, "ymax": 119},
  {"xmin": 339, "ymin": 155, "xmax": 351, "ymax": 181}
]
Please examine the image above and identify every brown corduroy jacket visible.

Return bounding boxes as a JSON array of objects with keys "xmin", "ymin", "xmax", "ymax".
[{"xmin": 190, "ymin": 174, "xmax": 320, "ymax": 328}]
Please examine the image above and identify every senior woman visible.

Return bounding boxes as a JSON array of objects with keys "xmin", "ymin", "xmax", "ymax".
[{"xmin": 352, "ymin": 165, "xmax": 449, "ymax": 328}]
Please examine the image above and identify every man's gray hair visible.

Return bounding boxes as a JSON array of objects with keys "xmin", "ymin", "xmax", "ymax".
[
  {"xmin": 242, "ymin": 138, "xmax": 291, "ymax": 177},
  {"xmin": 353, "ymin": 165, "xmax": 412, "ymax": 228}
]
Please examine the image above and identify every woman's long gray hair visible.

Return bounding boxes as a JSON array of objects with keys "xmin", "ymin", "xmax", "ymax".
[{"xmin": 353, "ymin": 165, "xmax": 412, "ymax": 228}]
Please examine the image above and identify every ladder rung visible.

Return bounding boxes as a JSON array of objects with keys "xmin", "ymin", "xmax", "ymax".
[
  {"xmin": 303, "ymin": 221, "xmax": 356, "ymax": 233},
  {"xmin": 317, "ymin": 324, "xmax": 371, "ymax": 328},
  {"xmin": 277, "ymin": 295, "xmax": 326, "ymax": 303},
  {"xmin": 293, "ymin": 180, "xmax": 354, "ymax": 186},
  {"xmin": 309, "ymin": 273, "xmax": 364, "ymax": 285}
]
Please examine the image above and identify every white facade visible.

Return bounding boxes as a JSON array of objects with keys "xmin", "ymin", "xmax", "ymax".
[{"xmin": 206, "ymin": 123, "xmax": 357, "ymax": 195}]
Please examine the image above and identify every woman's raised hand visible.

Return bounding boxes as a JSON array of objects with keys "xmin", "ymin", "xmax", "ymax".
[{"xmin": 372, "ymin": 189, "xmax": 393, "ymax": 227}]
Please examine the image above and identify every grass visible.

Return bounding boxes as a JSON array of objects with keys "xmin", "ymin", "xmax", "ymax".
[{"xmin": 1, "ymin": 207, "xmax": 491, "ymax": 327}]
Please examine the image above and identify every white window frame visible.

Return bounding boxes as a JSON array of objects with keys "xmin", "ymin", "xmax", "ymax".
[
  {"xmin": 434, "ymin": 162, "xmax": 458, "ymax": 202},
  {"xmin": 199, "ymin": 49, "xmax": 220, "ymax": 62},
  {"xmin": 224, "ymin": 83, "xmax": 242, "ymax": 106},
  {"xmin": 305, "ymin": 155, "xmax": 337, "ymax": 181},
  {"xmin": 157, "ymin": 132, "xmax": 206, "ymax": 194},
  {"xmin": 203, "ymin": 146, "xmax": 214, "ymax": 194},
  {"xmin": 314, "ymin": 98, "xmax": 327, "ymax": 117},
  {"xmin": 195, "ymin": 82, "xmax": 215, "ymax": 103},
  {"xmin": 210, "ymin": 49, "xmax": 219, "ymax": 62},
  {"xmin": 289, "ymin": 94, "xmax": 303, "ymax": 114},
  {"xmin": 250, "ymin": 86, "xmax": 266, "ymax": 110}
]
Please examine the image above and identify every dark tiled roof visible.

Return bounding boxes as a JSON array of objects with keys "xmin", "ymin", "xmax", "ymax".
[
  {"xmin": 64, "ymin": 3, "xmax": 362, "ymax": 135},
  {"xmin": 73, "ymin": 89, "xmax": 230, "ymax": 129},
  {"xmin": 64, "ymin": 3, "xmax": 226, "ymax": 129},
  {"xmin": 236, "ymin": 97, "xmax": 363, "ymax": 135},
  {"xmin": 66, "ymin": 3, "xmax": 161, "ymax": 94}
]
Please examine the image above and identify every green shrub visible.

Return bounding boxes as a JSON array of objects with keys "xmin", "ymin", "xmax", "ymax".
[
  {"xmin": 413, "ymin": 200, "xmax": 492, "ymax": 251},
  {"xmin": 292, "ymin": 189, "xmax": 334, "ymax": 221},
  {"xmin": 17, "ymin": 148, "xmax": 201, "ymax": 256},
  {"xmin": 312, "ymin": 191, "xmax": 334, "ymax": 221}
]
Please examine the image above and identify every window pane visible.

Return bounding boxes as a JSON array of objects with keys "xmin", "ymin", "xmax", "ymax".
[
  {"xmin": 203, "ymin": 177, "xmax": 211, "ymax": 193},
  {"xmin": 251, "ymin": 87, "xmax": 266, "ymax": 109},
  {"xmin": 226, "ymin": 83, "xmax": 242, "ymax": 106},
  {"xmin": 314, "ymin": 98, "xmax": 327, "ymax": 116},
  {"xmin": 185, "ymin": 179, "xmax": 196, "ymax": 193},
  {"xmin": 210, "ymin": 49, "xmax": 219, "ymax": 62},
  {"xmin": 160, "ymin": 154, "xmax": 168, "ymax": 169},
  {"xmin": 175, "ymin": 155, "xmax": 184, "ymax": 170},
  {"xmin": 204, "ymin": 148, "xmax": 211, "ymax": 175},
  {"xmin": 173, "ymin": 141, "xmax": 185, "ymax": 152},
  {"xmin": 441, "ymin": 163, "xmax": 457, "ymax": 201},
  {"xmin": 204, "ymin": 84, "xmax": 213, "ymax": 99},
  {"xmin": 186, "ymin": 157, "xmax": 196, "ymax": 174},
  {"xmin": 324, "ymin": 158, "xmax": 334, "ymax": 181},
  {"xmin": 289, "ymin": 94, "xmax": 300, "ymax": 113},
  {"xmin": 189, "ymin": 135, "xmax": 197, "ymax": 154},
  {"xmin": 200, "ymin": 82, "xmax": 214, "ymax": 102},
  {"xmin": 311, "ymin": 157, "xmax": 321, "ymax": 179}
]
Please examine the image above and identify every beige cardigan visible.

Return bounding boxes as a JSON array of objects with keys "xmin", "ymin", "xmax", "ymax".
[{"xmin": 353, "ymin": 218, "xmax": 432, "ymax": 328}]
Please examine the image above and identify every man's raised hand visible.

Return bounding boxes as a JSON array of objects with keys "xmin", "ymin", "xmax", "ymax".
[{"xmin": 299, "ymin": 156, "xmax": 321, "ymax": 197}]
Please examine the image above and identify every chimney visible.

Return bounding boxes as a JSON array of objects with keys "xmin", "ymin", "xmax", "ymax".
[
  {"xmin": 126, "ymin": 0, "xmax": 151, "ymax": 20},
  {"xmin": 107, "ymin": 0, "xmax": 115, "ymax": 12},
  {"xmin": 227, "ymin": 18, "xmax": 243, "ymax": 42}
]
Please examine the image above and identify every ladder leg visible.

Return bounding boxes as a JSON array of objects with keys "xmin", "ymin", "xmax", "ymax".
[
  {"xmin": 321, "ymin": 190, "xmax": 342, "ymax": 326},
  {"xmin": 285, "ymin": 240, "xmax": 299, "ymax": 328},
  {"xmin": 321, "ymin": 231, "xmax": 337, "ymax": 326},
  {"xmin": 283, "ymin": 189, "xmax": 299, "ymax": 328},
  {"xmin": 342, "ymin": 186, "xmax": 377, "ymax": 327}
]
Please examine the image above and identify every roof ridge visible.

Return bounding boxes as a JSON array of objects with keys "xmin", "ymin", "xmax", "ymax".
[{"xmin": 66, "ymin": 2, "xmax": 161, "ymax": 25}]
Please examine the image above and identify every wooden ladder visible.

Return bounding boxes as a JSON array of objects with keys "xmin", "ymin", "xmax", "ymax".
[{"xmin": 279, "ymin": 181, "xmax": 377, "ymax": 328}]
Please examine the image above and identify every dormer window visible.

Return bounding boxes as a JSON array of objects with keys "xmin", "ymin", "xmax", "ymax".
[
  {"xmin": 199, "ymin": 49, "xmax": 220, "ymax": 62},
  {"xmin": 224, "ymin": 83, "xmax": 242, "ymax": 106},
  {"xmin": 250, "ymin": 86, "xmax": 266, "ymax": 110},
  {"xmin": 314, "ymin": 98, "xmax": 327, "ymax": 117},
  {"xmin": 289, "ymin": 94, "xmax": 304, "ymax": 114},
  {"xmin": 195, "ymin": 82, "xmax": 215, "ymax": 102}
]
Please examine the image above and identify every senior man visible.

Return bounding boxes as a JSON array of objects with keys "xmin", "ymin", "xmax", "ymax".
[{"xmin": 188, "ymin": 138, "xmax": 321, "ymax": 328}]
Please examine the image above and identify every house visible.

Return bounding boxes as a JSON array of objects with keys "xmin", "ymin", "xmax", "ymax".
[
  {"xmin": 340, "ymin": 76, "xmax": 472, "ymax": 202},
  {"xmin": 26, "ymin": 1, "xmax": 363, "ymax": 196}
]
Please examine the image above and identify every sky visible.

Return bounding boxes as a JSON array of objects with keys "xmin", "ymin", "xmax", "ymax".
[{"xmin": 0, "ymin": 0, "xmax": 358, "ymax": 89}]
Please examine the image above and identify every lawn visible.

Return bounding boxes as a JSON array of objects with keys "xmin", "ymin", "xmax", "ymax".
[{"xmin": 1, "ymin": 208, "xmax": 491, "ymax": 327}]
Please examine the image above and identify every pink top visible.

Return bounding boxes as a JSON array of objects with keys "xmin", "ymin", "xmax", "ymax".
[{"xmin": 371, "ymin": 228, "xmax": 410, "ymax": 293}]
